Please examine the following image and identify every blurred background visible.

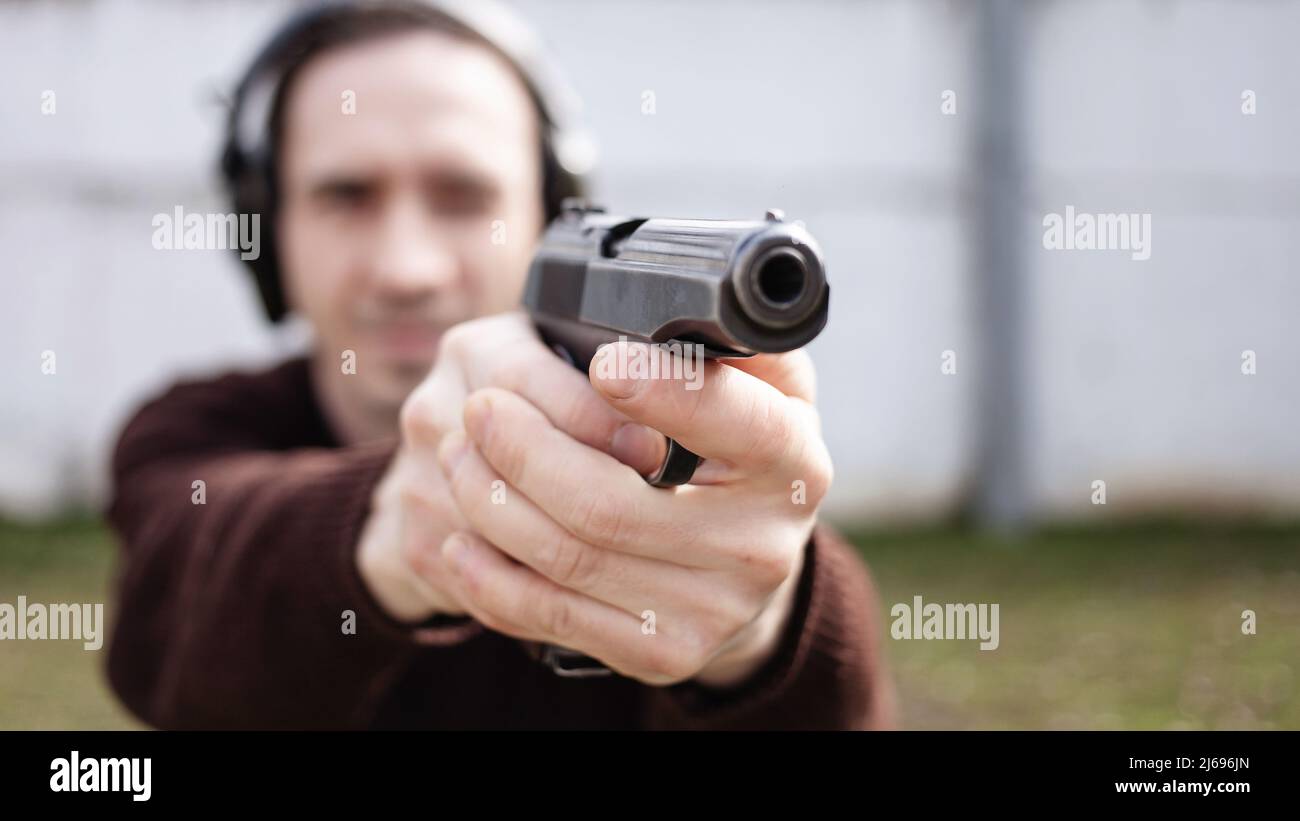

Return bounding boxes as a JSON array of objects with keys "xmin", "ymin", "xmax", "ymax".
[{"xmin": 1, "ymin": 0, "xmax": 1297, "ymax": 729}]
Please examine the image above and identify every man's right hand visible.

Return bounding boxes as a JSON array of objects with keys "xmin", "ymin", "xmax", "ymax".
[{"xmin": 356, "ymin": 311, "xmax": 667, "ymax": 624}]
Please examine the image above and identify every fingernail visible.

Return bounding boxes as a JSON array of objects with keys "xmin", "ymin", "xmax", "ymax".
[
  {"xmin": 610, "ymin": 423, "xmax": 663, "ymax": 473},
  {"xmin": 439, "ymin": 431, "xmax": 469, "ymax": 473},
  {"xmin": 591, "ymin": 344, "xmax": 642, "ymax": 399}
]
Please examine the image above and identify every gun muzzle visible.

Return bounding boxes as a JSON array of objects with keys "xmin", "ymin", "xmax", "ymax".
[{"xmin": 733, "ymin": 223, "xmax": 826, "ymax": 334}]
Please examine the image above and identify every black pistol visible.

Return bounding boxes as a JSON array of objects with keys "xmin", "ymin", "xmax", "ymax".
[{"xmin": 521, "ymin": 201, "xmax": 831, "ymax": 677}]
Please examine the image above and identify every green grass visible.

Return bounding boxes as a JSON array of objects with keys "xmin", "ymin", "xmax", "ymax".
[
  {"xmin": 1, "ymin": 517, "xmax": 1297, "ymax": 729},
  {"xmin": 0, "ymin": 517, "xmax": 142, "ymax": 729},
  {"xmin": 846, "ymin": 522, "xmax": 1300, "ymax": 729}
]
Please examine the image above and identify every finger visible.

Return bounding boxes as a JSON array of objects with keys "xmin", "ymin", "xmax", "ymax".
[
  {"xmin": 722, "ymin": 349, "xmax": 817, "ymax": 404},
  {"xmin": 589, "ymin": 340, "xmax": 818, "ymax": 477},
  {"xmin": 435, "ymin": 535, "xmax": 545, "ymax": 642},
  {"xmin": 464, "ymin": 313, "xmax": 666, "ymax": 474},
  {"xmin": 440, "ymin": 531, "xmax": 665, "ymax": 679},
  {"xmin": 439, "ymin": 430, "xmax": 735, "ymax": 614},
  {"xmin": 461, "ymin": 387, "xmax": 723, "ymax": 564}
]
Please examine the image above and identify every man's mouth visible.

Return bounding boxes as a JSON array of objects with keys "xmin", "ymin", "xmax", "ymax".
[{"xmin": 368, "ymin": 322, "xmax": 443, "ymax": 361}]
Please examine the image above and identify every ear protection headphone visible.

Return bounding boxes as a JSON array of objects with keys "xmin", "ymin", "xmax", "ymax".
[{"xmin": 219, "ymin": 0, "xmax": 593, "ymax": 322}]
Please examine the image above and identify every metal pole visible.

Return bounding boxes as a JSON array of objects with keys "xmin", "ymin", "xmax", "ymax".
[{"xmin": 971, "ymin": 0, "xmax": 1029, "ymax": 529}]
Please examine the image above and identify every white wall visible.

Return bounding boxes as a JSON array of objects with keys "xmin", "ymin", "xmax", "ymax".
[{"xmin": 0, "ymin": 0, "xmax": 1296, "ymax": 522}]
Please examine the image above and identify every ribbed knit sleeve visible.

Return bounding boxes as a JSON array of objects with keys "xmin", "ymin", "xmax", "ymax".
[
  {"xmin": 640, "ymin": 524, "xmax": 897, "ymax": 730},
  {"xmin": 104, "ymin": 364, "xmax": 482, "ymax": 729}
]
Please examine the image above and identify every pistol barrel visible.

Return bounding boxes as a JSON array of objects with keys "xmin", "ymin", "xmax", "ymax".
[{"xmin": 523, "ymin": 204, "xmax": 829, "ymax": 369}]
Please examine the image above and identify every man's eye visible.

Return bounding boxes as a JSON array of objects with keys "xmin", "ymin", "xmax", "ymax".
[
  {"xmin": 429, "ymin": 183, "xmax": 495, "ymax": 217},
  {"xmin": 317, "ymin": 183, "xmax": 374, "ymax": 210},
  {"xmin": 438, "ymin": 195, "xmax": 490, "ymax": 216}
]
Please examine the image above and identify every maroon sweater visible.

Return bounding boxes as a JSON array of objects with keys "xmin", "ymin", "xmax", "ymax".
[{"xmin": 105, "ymin": 357, "xmax": 895, "ymax": 729}]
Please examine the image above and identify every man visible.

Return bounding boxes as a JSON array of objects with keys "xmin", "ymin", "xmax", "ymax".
[{"xmin": 106, "ymin": 0, "xmax": 895, "ymax": 729}]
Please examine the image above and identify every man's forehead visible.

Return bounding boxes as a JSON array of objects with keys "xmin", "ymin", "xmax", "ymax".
[{"xmin": 280, "ymin": 30, "xmax": 539, "ymax": 170}]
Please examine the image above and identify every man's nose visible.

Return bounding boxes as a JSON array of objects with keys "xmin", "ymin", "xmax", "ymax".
[{"xmin": 369, "ymin": 195, "xmax": 459, "ymax": 294}]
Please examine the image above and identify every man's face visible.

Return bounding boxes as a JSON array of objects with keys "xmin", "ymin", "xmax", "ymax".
[{"xmin": 277, "ymin": 30, "xmax": 545, "ymax": 411}]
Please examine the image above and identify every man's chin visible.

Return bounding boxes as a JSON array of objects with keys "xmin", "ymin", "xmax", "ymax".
[
  {"xmin": 367, "ymin": 329, "xmax": 442, "ymax": 378},
  {"xmin": 343, "ymin": 345, "xmax": 437, "ymax": 406},
  {"xmin": 379, "ymin": 356, "xmax": 436, "ymax": 397}
]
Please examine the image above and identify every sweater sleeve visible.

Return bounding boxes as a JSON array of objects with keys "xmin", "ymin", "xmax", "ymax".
[
  {"xmin": 104, "ymin": 370, "xmax": 482, "ymax": 729},
  {"xmin": 639, "ymin": 524, "xmax": 897, "ymax": 730}
]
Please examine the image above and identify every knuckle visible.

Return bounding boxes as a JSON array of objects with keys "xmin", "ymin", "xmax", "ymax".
[
  {"xmin": 440, "ymin": 323, "xmax": 474, "ymax": 357},
  {"xmin": 672, "ymin": 633, "xmax": 713, "ymax": 680},
  {"xmin": 448, "ymin": 466, "xmax": 489, "ymax": 523},
  {"xmin": 644, "ymin": 640, "xmax": 696, "ymax": 683},
  {"xmin": 538, "ymin": 533, "xmax": 601, "ymax": 589},
  {"xmin": 567, "ymin": 492, "xmax": 630, "ymax": 547},
  {"xmin": 796, "ymin": 442, "xmax": 834, "ymax": 503},
  {"xmin": 741, "ymin": 396, "xmax": 795, "ymax": 471},
  {"xmin": 397, "ymin": 482, "xmax": 427, "ymax": 513},
  {"xmin": 484, "ymin": 352, "xmax": 526, "ymax": 393},
  {"xmin": 740, "ymin": 543, "xmax": 797, "ymax": 589},
  {"xmin": 677, "ymin": 378, "xmax": 707, "ymax": 425},
  {"xmin": 471, "ymin": 316, "xmax": 538, "ymax": 376},
  {"xmin": 685, "ymin": 620, "xmax": 724, "ymax": 663},
  {"xmin": 397, "ymin": 481, "xmax": 458, "ymax": 530},
  {"xmin": 482, "ymin": 418, "xmax": 530, "ymax": 483},
  {"xmin": 399, "ymin": 389, "xmax": 440, "ymax": 443},
  {"xmin": 704, "ymin": 594, "xmax": 756, "ymax": 641},
  {"xmin": 398, "ymin": 531, "xmax": 425, "ymax": 573},
  {"xmin": 469, "ymin": 605, "xmax": 510, "ymax": 635},
  {"xmin": 538, "ymin": 594, "xmax": 576, "ymax": 642},
  {"xmin": 557, "ymin": 391, "xmax": 598, "ymax": 441}
]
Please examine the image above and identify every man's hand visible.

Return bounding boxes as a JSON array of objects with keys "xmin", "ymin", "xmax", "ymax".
[
  {"xmin": 434, "ymin": 335, "xmax": 832, "ymax": 688},
  {"xmin": 356, "ymin": 313, "xmax": 667, "ymax": 624}
]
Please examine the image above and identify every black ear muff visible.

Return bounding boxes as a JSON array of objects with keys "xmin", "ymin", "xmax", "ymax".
[
  {"xmin": 221, "ymin": 124, "xmax": 285, "ymax": 322},
  {"xmin": 540, "ymin": 128, "xmax": 581, "ymax": 226},
  {"xmin": 218, "ymin": 4, "xmax": 336, "ymax": 324}
]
